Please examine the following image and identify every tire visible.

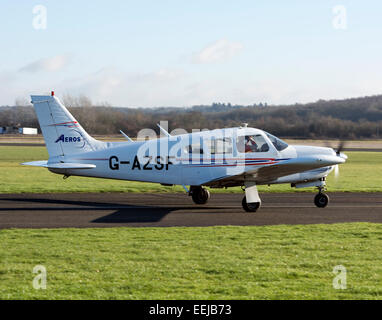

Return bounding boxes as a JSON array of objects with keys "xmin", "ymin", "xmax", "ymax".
[
  {"xmin": 314, "ymin": 193, "xmax": 329, "ymax": 208},
  {"xmin": 191, "ymin": 187, "xmax": 210, "ymax": 205},
  {"xmin": 242, "ymin": 196, "xmax": 261, "ymax": 212}
]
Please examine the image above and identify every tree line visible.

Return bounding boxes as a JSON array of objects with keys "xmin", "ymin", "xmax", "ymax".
[{"xmin": 1, "ymin": 94, "xmax": 382, "ymax": 139}]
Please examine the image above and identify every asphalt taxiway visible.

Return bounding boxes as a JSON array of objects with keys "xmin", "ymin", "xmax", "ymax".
[{"xmin": 0, "ymin": 193, "xmax": 381, "ymax": 229}]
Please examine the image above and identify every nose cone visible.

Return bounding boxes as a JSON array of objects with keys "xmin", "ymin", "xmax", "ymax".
[
  {"xmin": 337, "ymin": 152, "xmax": 348, "ymax": 160},
  {"xmin": 332, "ymin": 155, "xmax": 346, "ymax": 164},
  {"xmin": 315, "ymin": 154, "xmax": 346, "ymax": 166},
  {"xmin": 293, "ymin": 145, "xmax": 347, "ymax": 167}
]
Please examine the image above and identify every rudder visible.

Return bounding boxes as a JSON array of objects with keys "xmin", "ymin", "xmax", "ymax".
[{"xmin": 31, "ymin": 93, "xmax": 104, "ymax": 159}]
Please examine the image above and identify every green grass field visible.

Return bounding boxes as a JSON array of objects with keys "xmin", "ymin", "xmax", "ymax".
[
  {"xmin": 0, "ymin": 146, "xmax": 381, "ymax": 193},
  {"xmin": 1, "ymin": 146, "xmax": 381, "ymax": 300},
  {"xmin": 1, "ymin": 223, "xmax": 381, "ymax": 300}
]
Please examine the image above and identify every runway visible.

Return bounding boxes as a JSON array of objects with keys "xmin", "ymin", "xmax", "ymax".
[{"xmin": 0, "ymin": 193, "xmax": 381, "ymax": 229}]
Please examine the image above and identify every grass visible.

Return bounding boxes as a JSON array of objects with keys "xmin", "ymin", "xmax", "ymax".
[
  {"xmin": 0, "ymin": 223, "xmax": 381, "ymax": 300},
  {"xmin": 0, "ymin": 146, "xmax": 381, "ymax": 193},
  {"xmin": 0, "ymin": 146, "xmax": 381, "ymax": 300}
]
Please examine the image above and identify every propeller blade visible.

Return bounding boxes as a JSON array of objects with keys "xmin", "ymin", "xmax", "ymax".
[
  {"xmin": 336, "ymin": 141, "xmax": 346, "ymax": 155},
  {"xmin": 334, "ymin": 164, "xmax": 339, "ymax": 179}
]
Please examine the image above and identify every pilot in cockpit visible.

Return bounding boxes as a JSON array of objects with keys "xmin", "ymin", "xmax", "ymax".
[{"xmin": 244, "ymin": 136, "xmax": 258, "ymax": 153}]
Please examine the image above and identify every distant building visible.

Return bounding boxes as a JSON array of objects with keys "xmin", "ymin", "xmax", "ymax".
[
  {"xmin": 0, "ymin": 127, "xmax": 38, "ymax": 134},
  {"xmin": 0, "ymin": 126, "xmax": 18, "ymax": 134},
  {"xmin": 18, "ymin": 127, "xmax": 38, "ymax": 135}
]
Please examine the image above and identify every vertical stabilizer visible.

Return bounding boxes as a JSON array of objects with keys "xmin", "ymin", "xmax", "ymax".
[{"xmin": 31, "ymin": 94, "xmax": 104, "ymax": 159}]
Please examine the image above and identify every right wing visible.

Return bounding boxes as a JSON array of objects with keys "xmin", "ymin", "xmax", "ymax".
[
  {"xmin": 205, "ymin": 156, "xmax": 341, "ymax": 187},
  {"xmin": 22, "ymin": 161, "xmax": 96, "ymax": 169}
]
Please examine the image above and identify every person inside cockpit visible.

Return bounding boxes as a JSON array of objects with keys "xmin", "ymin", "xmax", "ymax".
[{"xmin": 244, "ymin": 136, "xmax": 258, "ymax": 153}]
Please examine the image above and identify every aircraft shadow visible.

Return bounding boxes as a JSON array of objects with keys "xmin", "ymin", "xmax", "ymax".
[
  {"xmin": 0, "ymin": 197, "xmax": 218, "ymax": 224},
  {"xmin": 0, "ymin": 197, "xmax": 132, "ymax": 208},
  {"xmin": 92, "ymin": 208, "xmax": 173, "ymax": 223}
]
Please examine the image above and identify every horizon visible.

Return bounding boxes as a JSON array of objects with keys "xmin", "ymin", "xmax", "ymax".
[{"xmin": 2, "ymin": 92, "xmax": 382, "ymax": 109}]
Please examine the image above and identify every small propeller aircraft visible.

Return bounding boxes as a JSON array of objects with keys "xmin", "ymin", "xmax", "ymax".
[{"xmin": 23, "ymin": 92, "xmax": 347, "ymax": 212}]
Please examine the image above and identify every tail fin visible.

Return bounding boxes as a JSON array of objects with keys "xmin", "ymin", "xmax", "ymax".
[{"xmin": 31, "ymin": 93, "xmax": 104, "ymax": 159}]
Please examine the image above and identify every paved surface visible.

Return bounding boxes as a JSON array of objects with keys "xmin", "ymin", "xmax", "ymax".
[
  {"xmin": 0, "ymin": 193, "xmax": 381, "ymax": 229},
  {"xmin": 0, "ymin": 143, "xmax": 45, "ymax": 147}
]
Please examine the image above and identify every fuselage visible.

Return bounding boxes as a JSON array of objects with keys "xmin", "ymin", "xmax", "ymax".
[{"xmin": 50, "ymin": 127, "xmax": 345, "ymax": 188}]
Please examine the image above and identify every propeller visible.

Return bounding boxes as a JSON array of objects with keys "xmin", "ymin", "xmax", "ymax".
[
  {"xmin": 335, "ymin": 141, "xmax": 348, "ymax": 159},
  {"xmin": 325, "ymin": 140, "xmax": 348, "ymax": 159},
  {"xmin": 324, "ymin": 140, "xmax": 347, "ymax": 181},
  {"xmin": 334, "ymin": 164, "xmax": 340, "ymax": 180},
  {"xmin": 335, "ymin": 141, "xmax": 345, "ymax": 155}
]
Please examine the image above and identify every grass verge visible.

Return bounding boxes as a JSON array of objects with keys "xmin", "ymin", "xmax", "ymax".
[
  {"xmin": 0, "ymin": 223, "xmax": 381, "ymax": 300},
  {"xmin": 0, "ymin": 146, "xmax": 381, "ymax": 193}
]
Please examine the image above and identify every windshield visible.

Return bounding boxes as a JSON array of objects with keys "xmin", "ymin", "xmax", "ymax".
[{"xmin": 265, "ymin": 132, "xmax": 288, "ymax": 151}]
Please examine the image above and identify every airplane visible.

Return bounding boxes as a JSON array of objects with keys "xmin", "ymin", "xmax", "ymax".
[{"xmin": 23, "ymin": 92, "xmax": 347, "ymax": 212}]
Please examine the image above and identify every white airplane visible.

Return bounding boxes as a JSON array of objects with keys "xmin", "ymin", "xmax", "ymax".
[{"xmin": 23, "ymin": 92, "xmax": 347, "ymax": 212}]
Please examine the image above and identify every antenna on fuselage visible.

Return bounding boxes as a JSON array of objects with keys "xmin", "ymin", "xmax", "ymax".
[
  {"xmin": 157, "ymin": 123, "xmax": 172, "ymax": 137},
  {"xmin": 120, "ymin": 130, "xmax": 134, "ymax": 142}
]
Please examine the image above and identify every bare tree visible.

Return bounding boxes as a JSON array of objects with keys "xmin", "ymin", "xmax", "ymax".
[
  {"xmin": 15, "ymin": 96, "xmax": 32, "ymax": 107},
  {"xmin": 62, "ymin": 93, "xmax": 92, "ymax": 108}
]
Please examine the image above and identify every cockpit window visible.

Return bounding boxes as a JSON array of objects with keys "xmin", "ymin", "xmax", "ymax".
[
  {"xmin": 265, "ymin": 132, "xmax": 288, "ymax": 151},
  {"xmin": 237, "ymin": 135, "xmax": 270, "ymax": 153}
]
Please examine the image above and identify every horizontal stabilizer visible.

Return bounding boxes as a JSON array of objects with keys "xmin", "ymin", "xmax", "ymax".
[
  {"xmin": 22, "ymin": 161, "xmax": 96, "ymax": 169},
  {"xmin": 22, "ymin": 160, "xmax": 48, "ymax": 167}
]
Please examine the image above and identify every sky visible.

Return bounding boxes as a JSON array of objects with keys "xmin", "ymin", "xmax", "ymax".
[{"xmin": 1, "ymin": 0, "xmax": 382, "ymax": 107}]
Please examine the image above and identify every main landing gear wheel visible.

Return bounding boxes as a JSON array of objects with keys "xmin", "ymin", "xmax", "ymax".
[
  {"xmin": 242, "ymin": 196, "xmax": 261, "ymax": 212},
  {"xmin": 190, "ymin": 186, "xmax": 210, "ymax": 205},
  {"xmin": 314, "ymin": 193, "xmax": 329, "ymax": 208}
]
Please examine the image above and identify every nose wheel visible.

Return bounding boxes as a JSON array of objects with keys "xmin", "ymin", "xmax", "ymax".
[
  {"xmin": 314, "ymin": 192, "xmax": 329, "ymax": 208},
  {"xmin": 242, "ymin": 181, "xmax": 262, "ymax": 212},
  {"xmin": 242, "ymin": 196, "xmax": 261, "ymax": 212},
  {"xmin": 190, "ymin": 186, "xmax": 210, "ymax": 205}
]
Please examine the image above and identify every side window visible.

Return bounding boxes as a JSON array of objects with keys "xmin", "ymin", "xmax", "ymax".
[
  {"xmin": 184, "ymin": 144, "xmax": 204, "ymax": 155},
  {"xmin": 207, "ymin": 138, "xmax": 233, "ymax": 155},
  {"xmin": 237, "ymin": 135, "xmax": 270, "ymax": 153}
]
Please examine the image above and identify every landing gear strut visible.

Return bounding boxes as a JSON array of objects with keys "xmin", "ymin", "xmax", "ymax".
[
  {"xmin": 190, "ymin": 186, "xmax": 210, "ymax": 205},
  {"xmin": 314, "ymin": 187, "xmax": 329, "ymax": 208}
]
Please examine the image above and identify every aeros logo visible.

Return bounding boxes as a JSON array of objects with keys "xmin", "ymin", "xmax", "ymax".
[{"xmin": 55, "ymin": 134, "xmax": 81, "ymax": 143}]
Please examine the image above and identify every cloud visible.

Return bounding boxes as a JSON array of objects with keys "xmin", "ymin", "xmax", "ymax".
[
  {"xmin": 192, "ymin": 39, "xmax": 243, "ymax": 64},
  {"xmin": 19, "ymin": 54, "xmax": 71, "ymax": 73},
  {"xmin": 61, "ymin": 67, "xmax": 187, "ymax": 106}
]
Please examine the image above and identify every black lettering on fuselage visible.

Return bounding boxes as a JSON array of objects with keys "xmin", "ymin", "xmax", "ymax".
[
  {"xmin": 154, "ymin": 156, "xmax": 164, "ymax": 170},
  {"xmin": 130, "ymin": 155, "xmax": 174, "ymax": 170},
  {"xmin": 109, "ymin": 156, "xmax": 119, "ymax": 170},
  {"xmin": 166, "ymin": 156, "xmax": 174, "ymax": 170},
  {"xmin": 143, "ymin": 156, "xmax": 152, "ymax": 170},
  {"xmin": 132, "ymin": 156, "xmax": 141, "ymax": 170}
]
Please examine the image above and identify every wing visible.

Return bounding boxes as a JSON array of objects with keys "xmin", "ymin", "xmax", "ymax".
[
  {"xmin": 22, "ymin": 161, "xmax": 96, "ymax": 169},
  {"xmin": 204, "ymin": 156, "xmax": 339, "ymax": 188}
]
